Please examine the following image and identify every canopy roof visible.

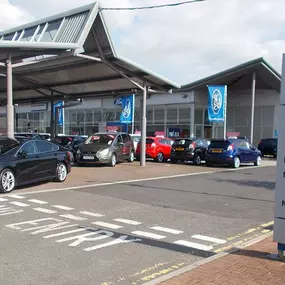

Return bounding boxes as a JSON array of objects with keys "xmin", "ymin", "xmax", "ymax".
[
  {"xmin": 0, "ymin": 2, "xmax": 180, "ymax": 104},
  {"xmin": 181, "ymin": 57, "xmax": 281, "ymax": 92}
]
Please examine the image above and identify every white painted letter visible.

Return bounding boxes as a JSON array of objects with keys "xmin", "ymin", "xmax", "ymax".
[{"xmin": 5, "ymin": 218, "xmax": 62, "ymax": 230}]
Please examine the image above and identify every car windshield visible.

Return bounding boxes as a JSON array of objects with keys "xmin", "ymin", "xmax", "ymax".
[
  {"xmin": 85, "ymin": 134, "xmax": 115, "ymax": 145},
  {"xmin": 0, "ymin": 138, "xmax": 19, "ymax": 154},
  {"xmin": 131, "ymin": 136, "xmax": 141, "ymax": 143},
  {"xmin": 173, "ymin": 139, "xmax": 193, "ymax": 146}
]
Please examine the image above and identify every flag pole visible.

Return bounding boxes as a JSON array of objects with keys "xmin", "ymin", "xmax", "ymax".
[
  {"xmin": 131, "ymin": 94, "xmax": 135, "ymax": 134},
  {"xmin": 223, "ymin": 86, "xmax": 227, "ymax": 139}
]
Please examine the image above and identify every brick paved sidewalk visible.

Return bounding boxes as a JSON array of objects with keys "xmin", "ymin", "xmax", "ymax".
[{"xmin": 159, "ymin": 236, "xmax": 285, "ymax": 285}]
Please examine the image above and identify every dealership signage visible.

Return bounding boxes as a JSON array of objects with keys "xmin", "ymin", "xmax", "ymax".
[
  {"xmin": 30, "ymin": 103, "xmax": 48, "ymax": 112},
  {"xmin": 54, "ymin": 101, "xmax": 64, "ymax": 127}
]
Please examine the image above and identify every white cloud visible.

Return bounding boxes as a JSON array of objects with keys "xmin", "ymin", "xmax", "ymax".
[{"xmin": 3, "ymin": 0, "xmax": 285, "ymax": 84}]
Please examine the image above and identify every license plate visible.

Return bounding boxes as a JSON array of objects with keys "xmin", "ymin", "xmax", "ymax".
[
  {"xmin": 211, "ymin": 149, "xmax": 223, "ymax": 153},
  {"xmin": 83, "ymin": 156, "xmax": 95, "ymax": 160},
  {"xmin": 175, "ymin": 147, "xmax": 184, "ymax": 151}
]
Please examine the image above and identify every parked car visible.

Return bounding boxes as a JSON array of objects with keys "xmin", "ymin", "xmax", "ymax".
[
  {"xmin": 170, "ymin": 138, "xmax": 210, "ymax": 165},
  {"xmin": 258, "ymin": 138, "xmax": 277, "ymax": 158},
  {"xmin": 136, "ymin": 137, "xmax": 174, "ymax": 162},
  {"xmin": 52, "ymin": 135, "xmax": 87, "ymax": 164},
  {"xmin": 205, "ymin": 139, "xmax": 262, "ymax": 168},
  {"xmin": 130, "ymin": 134, "xmax": 141, "ymax": 153},
  {"xmin": 15, "ymin": 132, "xmax": 48, "ymax": 141},
  {"xmin": 76, "ymin": 132, "xmax": 135, "ymax": 167},
  {"xmin": 0, "ymin": 136, "xmax": 72, "ymax": 193}
]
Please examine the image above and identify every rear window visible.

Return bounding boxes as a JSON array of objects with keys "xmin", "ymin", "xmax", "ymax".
[
  {"xmin": 173, "ymin": 139, "xmax": 193, "ymax": 146},
  {"xmin": 0, "ymin": 138, "xmax": 19, "ymax": 154},
  {"xmin": 146, "ymin": 139, "xmax": 154, "ymax": 145},
  {"xmin": 54, "ymin": 136, "xmax": 73, "ymax": 147},
  {"xmin": 209, "ymin": 140, "xmax": 231, "ymax": 149}
]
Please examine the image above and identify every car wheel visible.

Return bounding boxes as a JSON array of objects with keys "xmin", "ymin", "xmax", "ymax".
[
  {"xmin": 233, "ymin": 157, "xmax": 240, "ymax": 168},
  {"xmin": 55, "ymin": 163, "xmax": 67, "ymax": 182},
  {"xmin": 109, "ymin": 153, "xmax": 117, "ymax": 167},
  {"xmin": 0, "ymin": 168, "xmax": 15, "ymax": 193},
  {"xmin": 254, "ymin": 156, "xmax": 262, "ymax": 166},
  {"xmin": 193, "ymin": 154, "xmax": 201, "ymax": 165},
  {"xmin": 128, "ymin": 151, "xmax": 135, "ymax": 163},
  {"xmin": 156, "ymin": 152, "xmax": 164, "ymax": 163}
]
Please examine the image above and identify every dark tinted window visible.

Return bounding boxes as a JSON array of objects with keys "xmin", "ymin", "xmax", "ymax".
[
  {"xmin": 209, "ymin": 140, "xmax": 231, "ymax": 149},
  {"xmin": 21, "ymin": 141, "xmax": 37, "ymax": 155},
  {"xmin": 173, "ymin": 139, "xmax": 193, "ymax": 146},
  {"xmin": 36, "ymin": 141, "xmax": 59, "ymax": 153},
  {"xmin": 117, "ymin": 135, "xmax": 123, "ymax": 143},
  {"xmin": 122, "ymin": 134, "xmax": 129, "ymax": 143},
  {"xmin": 0, "ymin": 138, "xmax": 19, "ymax": 155},
  {"xmin": 54, "ymin": 136, "xmax": 73, "ymax": 147},
  {"xmin": 235, "ymin": 139, "xmax": 250, "ymax": 149},
  {"xmin": 85, "ymin": 134, "xmax": 115, "ymax": 145},
  {"xmin": 146, "ymin": 139, "xmax": 154, "ymax": 145}
]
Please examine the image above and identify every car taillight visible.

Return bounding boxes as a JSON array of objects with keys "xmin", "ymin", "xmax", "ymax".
[
  {"xmin": 151, "ymin": 142, "xmax": 156, "ymax": 147},
  {"xmin": 227, "ymin": 144, "xmax": 234, "ymax": 151},
  {"xmin": 67, "ymin": 151, "xmax": 72, "ymax": 161},
  {"xmin": 189, "ymin": 142, "xmax": 196, "ymax": 149}
]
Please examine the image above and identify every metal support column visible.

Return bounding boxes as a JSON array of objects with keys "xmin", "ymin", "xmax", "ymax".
[
  {"xmin": 250, "ymin": 72, "xmax": 256, "ymax": 144},
  {"xmin": 140, "ymin": 84, "xmax": 147, "ymax": 166},
  {"xmin": 50, "ymin": 92, "xmax": 55, "ymax": 138},
  {"xmin": 190, "ymin": 103, "xmax": 195, "ymax": 138},
  {"xmin": 6, "ymin": 54, "xmax": 14, "ymax": 139}
]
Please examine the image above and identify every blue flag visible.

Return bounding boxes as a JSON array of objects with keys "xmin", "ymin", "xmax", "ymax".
[
  {"xmin": 207, "ymin": 85, "xmax": 227, "ymax": 122},
  {"xmin": 54, "ymin": 101, "xmax": 64, "ymax": 127},
  {"xmin": 120, "ymin": 94, "xmax": 135, "ymax": 124}
]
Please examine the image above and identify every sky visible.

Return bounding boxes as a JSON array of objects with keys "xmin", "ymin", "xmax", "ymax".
[{"xmin": 1, "ymin": 0, "xmax": 285, "ymax": 85}]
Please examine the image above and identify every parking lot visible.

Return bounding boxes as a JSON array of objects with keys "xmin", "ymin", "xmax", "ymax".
[{"xmin": 0, "ymin": 159, "xmax": 276, "ymax": 285}]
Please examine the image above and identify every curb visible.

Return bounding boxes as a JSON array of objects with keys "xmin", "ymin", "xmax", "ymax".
[{"xmin": 142, "ymin": 231, "xmax": 273, "ymax": 285}]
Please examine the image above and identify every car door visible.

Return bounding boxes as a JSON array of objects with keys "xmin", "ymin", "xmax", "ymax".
[
  {"xmin": 35, "ymin": 140, "xmax": 59, "ymax": 178},
  {"xmin": 248, "ymin": 144, "xmax": 258, "ymax": 162},
  {"xmin": 238, "ymin": 140, "xmax": 251, "ymax": 162},
  {"xmin": 16, "ymin": 141, "xmax": 39, "ymax": 184},
  {"xmin": 113, "ymin": 135, "xmax": 124, "ymax": 162},
  {"xmin": 162, "ymin": 139, "xmax": 172, "ymax": 158},
  {"xmin": 121, "ymin": 134, "xmax": 131, "ymax": 159}
]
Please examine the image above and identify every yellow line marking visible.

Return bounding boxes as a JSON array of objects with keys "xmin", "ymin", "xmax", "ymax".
[
  {"xmin": 133, "ymin": 262, "xmax": 168, "ymax": 277},
  {"xmin": 261, "ymin": 229, "xmax": 271, "ymax": 233},
  {"xmin": 261, "ymin": 221, "xmax": 274, "ymax": 228}
]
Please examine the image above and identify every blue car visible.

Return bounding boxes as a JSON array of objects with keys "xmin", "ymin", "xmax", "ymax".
[{"xmin": 205, "ymin": 139, "xmax": 262, "ymax": 168}]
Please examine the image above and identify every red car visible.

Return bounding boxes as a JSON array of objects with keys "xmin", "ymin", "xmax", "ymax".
[{"xmin": 136, "ymin": 137, "xmax": 174, "ymax": 162}]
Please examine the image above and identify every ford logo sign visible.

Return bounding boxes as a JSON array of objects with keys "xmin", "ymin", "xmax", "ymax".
[
  {"xmin": 212, "ymin": 89, "xmax": 223, "ymax": 115},
  {"xmin": 122, "ymin": 99, "xmax": 131, "ymax": 118}
]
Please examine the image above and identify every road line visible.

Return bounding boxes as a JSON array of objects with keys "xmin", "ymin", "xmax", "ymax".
[
  {"xmin": 92, "ymin": 221, "xmax": 122, "ymax": 229},
  {"xmin": 80, "ymin": 211, "xmax": 104, "ymax": 217},
  {"xmin": 33, "ymin": 208, "xmax": 57, "ymax": 214},
  {"xmin": 0, "ymin": 198, "xmax": 8, "ymax": 201},
  {"xmin": 192, "ymin": 235, "xmax": 227, "ymax": 244},
  {"xmin": 150, "ymin": 226, "xmax": 183, "ymax": 235},
  {"xmin": 3, "ymin": 165, "xmax": 270, "ymax": 196},
  {"xmin": 43, "ymin": 228, "xmax": 86, "ymax": 239},
  {"xmin": 173, "ymin": 240, "xmax": 213, "ymax": 251},
  {"xmin": 113, "ymin": 218, "xmax": 142, "ymax": 225},
  {"xmin": 29, "ymin": 199, "xmax": 48, "ymax": 205},
  {"xmin": 132, "ymin": 231, "xmax": 166, "ymax": 240},
  {"xmin": 52, "ymin": 205, "xmax": 74, "ymax": 211},
  {"xmin": 60, "ymin": 214, "xmax": 87, "ymax": 221},
  {"xmin": 261, "ymin": 221, "xmax": 274, "ymax": 227},
  {"xmin": 9, "ymin": 201, "xmax": 29, "ymax": 207},
  {"xmin": 8, "ymin": 194, "xmax": 25, "ymax": 199}
]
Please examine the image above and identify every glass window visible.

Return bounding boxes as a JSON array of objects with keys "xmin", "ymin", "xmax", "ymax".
[
  {"xmin": 85, "ymin": 134, "xmax": 115, "ymax": 145},
  {"xmin": 178, "ymin": 105, "xmax": 190, "ymax": 123},
  {"xmin": 21, "ymin": 27, "xmax": 37, "ymax": 41},
  {"xmin": 167, "ymin": 105, "xmax": 178, "ymax": 123},
  {"xmin": 21, "ymin": 141, "xmax": 37, "ymax": 155},
  {"xmin": 117, "ymin": 135, "xmax": 123, "ymax": 143},
  {"xmin": 3, "ymin": 33, "xmax": 14, "ymax": 40},
  {"xmin": 0, "ymin": 138, "xmax": 19, "ymax": 154},
  {"xmin": 36, "ymin": 141, "xmax": 59, "ymax": 153},
  {"xmin": 34, "ymin": 25, "xmax": 44, "ymax": 41},
  {"xmin": 13, "ymin": 31, "xmax": 21, "ymax": 41},
  {"xmin": 40, "ymin": 20, "xmax": 62, "ymax": 42},
  {"xmin": 154, "ymin": 106, "xmax": 165, "ymax": 123}
]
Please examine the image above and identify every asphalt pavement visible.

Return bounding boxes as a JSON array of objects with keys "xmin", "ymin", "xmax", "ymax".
[{"xmin": 0, "ymin": 164, "xmax": 276, "ymax": 285}]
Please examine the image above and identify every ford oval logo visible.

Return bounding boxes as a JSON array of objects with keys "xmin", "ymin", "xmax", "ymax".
[
  {"xmin": 122, "ymin": 99, "xmax": 131, "ymax": 118},
  {"xmin": 212, "ymin": 89, "xmax": 223, "ymax": 115}
]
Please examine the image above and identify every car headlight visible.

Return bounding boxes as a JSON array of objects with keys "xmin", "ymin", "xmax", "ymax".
[{"xmin": 99, "ymin": 149, "xmax": 109, "ymax": 156}]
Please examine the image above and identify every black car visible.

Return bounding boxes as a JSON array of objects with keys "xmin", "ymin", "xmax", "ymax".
[
  {"xmin": 0, "ymin": 136, "xmax": 72, "ymax": 193},
  {"xmin": 170, "ymin": 138, "xmax": 210, "ymax": 165},
  {"xmin": 52, "ymin": 135, "xmax": 87, "ymax": 163},
  {"xmin": 76, "ymin": 132, "xmax": 135, "ymax": 167},
  {"xmin": 258, "ymin": 138, "xmax": 277, "ymax": 158}
]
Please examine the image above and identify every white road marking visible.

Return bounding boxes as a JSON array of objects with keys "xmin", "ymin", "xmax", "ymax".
[
  {"xmin": 43, "ymin": 228, "xmax": 87, "ymax": 239},
  {"xmin": 52, "ymin": 205, "xmax": 74, "ymax": 211},
  {"xmin": 29, "ymin": 199, "xmax": 48, "ymax": 205},
  {"xmin": 8, "ymin": 194, "xmax": 25, "ymax": 199},
  {"xmin": 132, "ymin": 231, "xmax": 166, "ymax": 240},
  {"xmin": 174, "ymin": 240, "xmax": 213, "ymax": 251},
  {"xmin": 0, "ymin": 198, "xmax": 8, "ymax": 201},
  {"xmin": 113, "ymin": 218, "xmax": 142, "ymax": 225},
  {"xmin": 33, "ymin": 208, "xmax": 57, "ymax": 214},
  {"xmin": 4, "ymin": 165, "xmax": 269, "ymax": 196},
  {"xmin": 0, "ymin": 205, "xmax": 7, "ymax": 208},
  {"xmin": 60, "ymin": 214, "xmax": 87, "ymax": 221},
  {"xmin": 10, "ymin": 201, "xmax": 29, "ymax": 207},
  {"xmin": 80, "ymin": 211, "xmax": 104, "ymax": 217},
  {"xmin": 92, "ymin": 221, "xmax": 122, "ymax": 229},
  {"xmin": 150, "ymin": 226, "xmax": 183, "ymax": 235},
  {"xmin": 192, "ymin": 235, "xmax": 227, "ymax": 244}
]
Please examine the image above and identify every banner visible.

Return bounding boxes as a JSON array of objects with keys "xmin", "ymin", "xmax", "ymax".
[
  {"xmin": 119, "ymin": 94, "xmax": 135, "ymax": 124},
  {"xmin": 207, "ymin": 85, "xmax": 227, "ymax": 122},
  {"xmin": 54, "ymin": 101, "xmax": 64, "ymax": 127}
]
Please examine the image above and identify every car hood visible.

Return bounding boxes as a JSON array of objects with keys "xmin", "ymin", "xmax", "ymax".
[{"xmin": 80, "ymin": 144, "xmax": 110, "ymax": 153}]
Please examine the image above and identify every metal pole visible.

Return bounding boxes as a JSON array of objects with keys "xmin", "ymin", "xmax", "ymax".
[
  {"xmin": 140, "ymin": 84, "xmax": 147, "ymax": 166},
  {"xmin": 190, "ymin": 103, "xmax": 195, "ymax": 137},
  {"xmin": 50, "ymin": 93, "xmax": 55, "ymax": 138},
  {"xmin": 6, "ymin": 54, "xmax": 14, "ymax": 139},
  {"xmin": 250, "ymin": 72, "xmax": 256, "ymax": 144},
  {"xmin": 223, "ymin": 86, "xmax": 228, "ymax": 140},
  {"xmin": 131, "ymin": 94, "xmax": 135, "ymax": 134}
]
